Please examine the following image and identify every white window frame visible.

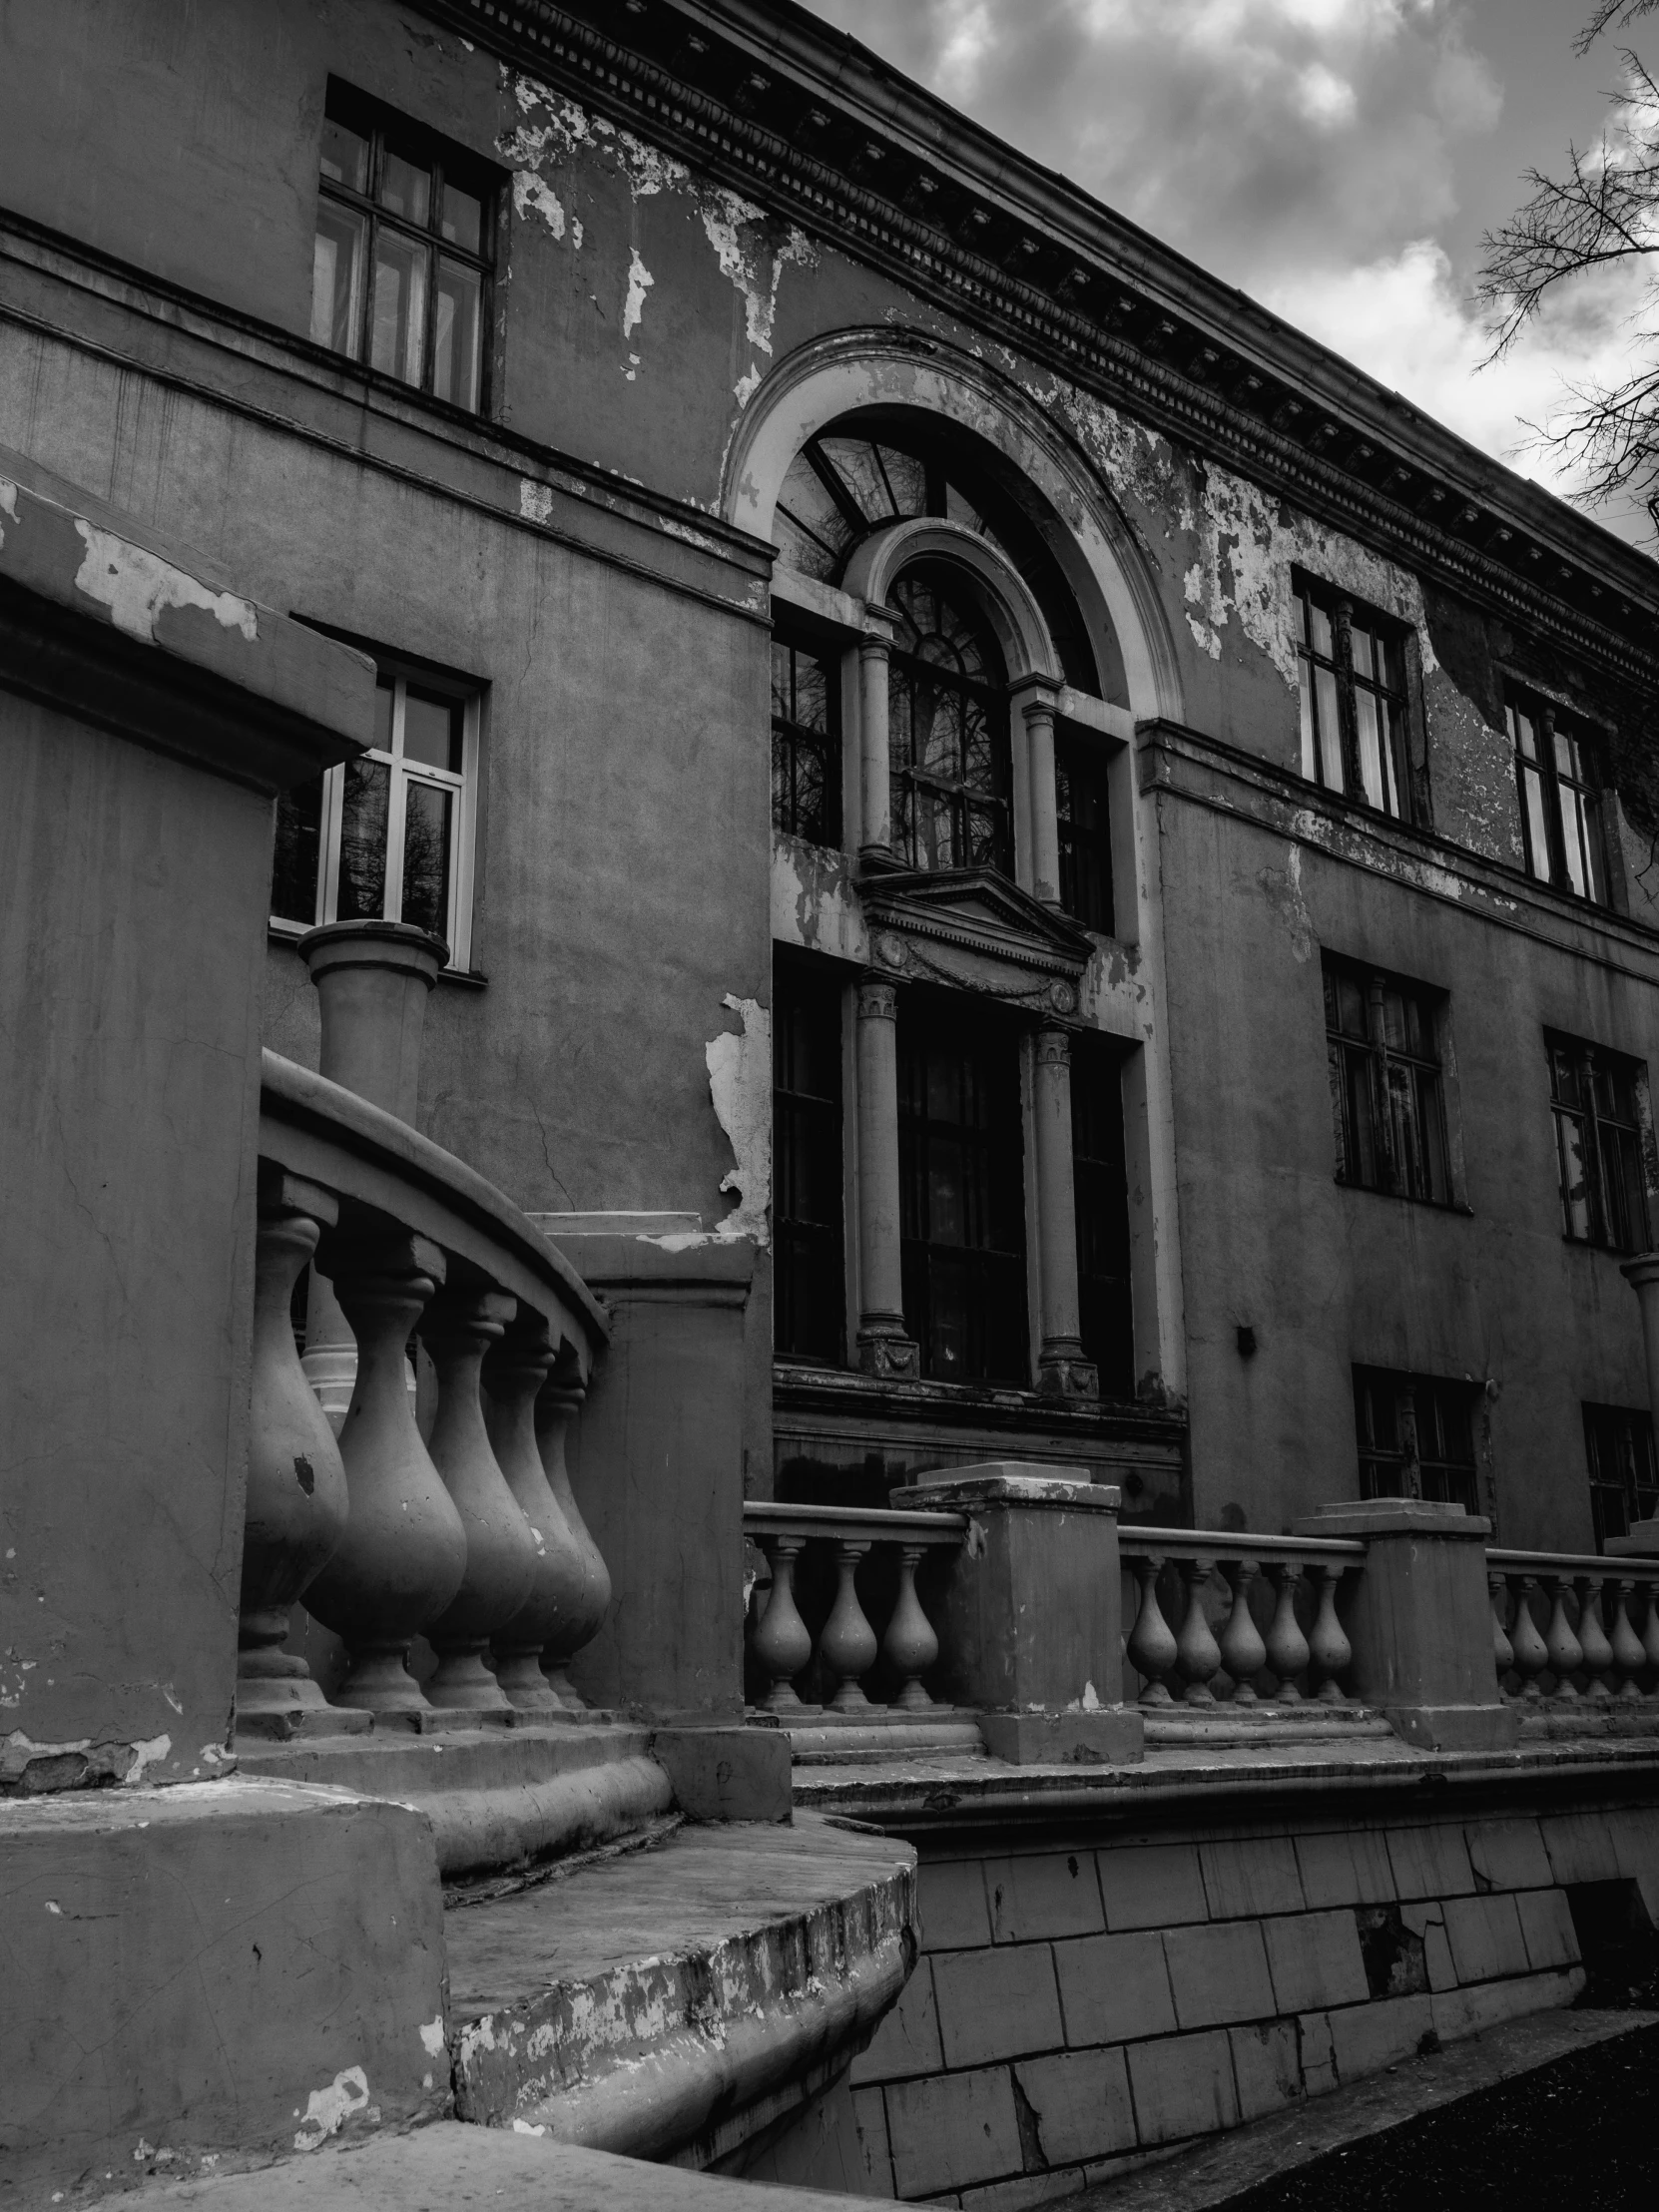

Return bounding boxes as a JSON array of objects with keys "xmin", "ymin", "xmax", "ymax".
[{"xmin": 271, "ymin": 667, "xmax": 480, "ymax": 971}]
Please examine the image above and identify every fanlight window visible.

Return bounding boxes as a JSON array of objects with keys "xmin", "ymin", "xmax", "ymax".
[
  {"xmin": 775, "ymin": 432, "xmax": 1009, "ymax": 583},
  {"xmin": 888, "ymin": 567, "xmax": 1011, "ymax": 875}
]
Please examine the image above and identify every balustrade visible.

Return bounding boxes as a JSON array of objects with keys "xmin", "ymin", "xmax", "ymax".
[
  {"xmin": 240, "ymin": 1052, "xmax": 610, "ymax": 1734},
  {"xmin": 1487, "ymin": 1549, "xmax": 1659, "ymax": 1703},
  {"xmin": 1121, "ymin": 1530, "xmax": 1363, "ymax": 1706},
  {"xmin": 744, "ymin": 1502, "xmax": 965, "ymax": 1715}
]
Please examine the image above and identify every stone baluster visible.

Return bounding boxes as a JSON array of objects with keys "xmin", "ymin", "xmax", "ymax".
[
  {"xmin": 237, "ymin": 1169, "xmax": 353, "ymax": 1731},
  {"xmin": 1127, "ymin": 1552, "xmax": 1179, "ymax": 1705},
  {"xmin": 1574, "ymin": 1573, "xmax": 1614, "ymax": 1700},
  {"xmin": 1265, "ymin": 1561, "xmax": 1312, "ymax": 1701},
  {"xmin": 533, "ymin": 1378, "xmax": 612, "ymax": 1706},
  {"xmin": 1308, "ymin": 1562, "xmax": 1354, "ymax": 1703},
  {"xmin": 1174, "ymin": 1555, "xmax": 1223, "ymax": 1704},
  {"xmin": 302, "ymin": 1231, "xmax": 467, "ymax": 1715},
  {"xmin": 1489, "ymin": 1569, "xmax": 1515, "ymax": 1693},
  {"xmin": 821, "ymin": 1539, "xmax": 878, "ymax": 1711},
  {"xmin": 420, "ymin": 1284, "xmax": 539, "ymax": 1713},
  {"xmin": 751, "ymin": 1535, "xmax": 816, "ymax": 1714},
  {"xmin": 484, "ymin": 1326, "xmax": 585, "ymax": 1712},
  {"xmin": 1540, "ymin": 1573, "xmax": 1583, "ymax": 1699},
  {"xmin": 1217, "ymin": 1558, "xmax": 1267, "ymax": 1703},
  {"xmin": 882, "ymin": 1543, "xmax": 940, "ymax": 1710},
  {"xmin": 1606, "ymin": 1579, "xmax": 1647, "ymax": 1700},
  {"xmin": 1506, "ymin": 1573, "xmax": 1550, "ymax": 1698},
  {"xmin": 1639, "ymin": 1578, "xmax": 1659, "ymax": 1693}
]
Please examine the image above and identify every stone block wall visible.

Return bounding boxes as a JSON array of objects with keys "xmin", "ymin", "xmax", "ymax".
[{"xmin": 844, "ymin": 1799, "xmax": 1659, "ymax": 2205}]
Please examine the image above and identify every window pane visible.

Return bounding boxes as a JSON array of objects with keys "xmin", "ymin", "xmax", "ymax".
[
  {"xmin": 400, "ymin": 780, "xmax": 452, "ymax": 938},
  {"xmin": 272, "ymin": 775, "xmax": 323, "ymax": 924},
  {"xmin": 320, "ymin": 117, "xmax": 368, "ymax": 193},
  {"xmin": 1310, "ymin": 602, "xmax": 1334, "ymax": 659},
  {"xmin": 1514, "ymin": 707, "xmax": 1538, "ymax": 762},
  {"xmin": 441, "ymin": 180, "xmax": 483, "ymax": 254},
  {"xmin": 370, "ymin": 232, "xmax": 428, "ymax": 386},
  {"xmin": 402, "ymin": 685, "xmax": 463, "ymax": 771},
  {"xmin": 1314, "ymin": 664, "xmax": 1344, "ymax": 791},
  {"xmin": 378, "ymin": 146, "xmax": 431, "ymax": 227},
  {"xmin": 1557, "ymin": 1113, "xmax": 1594, "ymax": 1240},
  {"xmin": 1355, "ymin": 688, "xmax": 1385, "ymax": 811},
  {"xmin": 1519, "ymin": 761, "xmax": 1551, "ymax": 879},
  {"xmin": 1298, "ymin": 658, "xmax": 1317, "ymax": 782},
  {"xmin": 793, "ymin": 651, "xmax": 829, "ymax": 734},
  {"xmin": 336, "ymin": 756, "xmax": 390, "ymax": 920},
  {"xmin": 1351, "ymin": 624, "xmax": 1375, "ymax": 682},
  {"xmin": 311, "ymin": 203, "xmax": 366, "ymax": 355},
  {"xmin": 433, "ymin": 258, "xmax": 482, "ymax": 411}
]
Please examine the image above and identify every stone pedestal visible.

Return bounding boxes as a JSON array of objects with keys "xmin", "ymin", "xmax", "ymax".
[
  {"xmin": 890, "ymin": 1462, "xmax": 1143, "ymax": 1764},
  {"xmin": 1294, "ymin": 1498, "xmax": 1519, "ymax": 1750}
]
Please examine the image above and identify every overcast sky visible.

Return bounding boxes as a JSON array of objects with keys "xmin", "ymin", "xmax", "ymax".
[{"xmin": 798, "ymin": 0, "xmax": 1652, "ymax": 540}]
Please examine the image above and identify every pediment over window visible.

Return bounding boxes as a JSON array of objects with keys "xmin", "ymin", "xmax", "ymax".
[{"xmin": 859, "ymin": 865, "xmax": 1093, "ymax": 1011}]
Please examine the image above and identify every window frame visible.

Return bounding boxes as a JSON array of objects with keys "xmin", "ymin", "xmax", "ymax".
[
  {"xmin": 1055, "ymin": 733, "xmax": 1115, "ymax": 936},
  {"xmin": 1354, "ymin": 1366, "xmax": 1481, "ymax": 1514},
  {"xmin": 1584, "ymin": 1402, "xmax": 1659, "ymax": 1552},
  {"xmin": 771, "ymin": 626, "xmax": 843, "ymax": 848},
  {"xmin": 1323, "ymin": 953, "xmax": 1453, "ymax": 1208},
  {"xmin": 1294, "ymin": 571, "xmax": 1416, "ymax": 824},
  {"xmin": 271, "ymin": 649, "xmax": 481, "ymax": 971},
  {"xmin": 312, "ymin": 79, "xmax": 496, "ymax": 414},
  {"xmin": 887, "ymin": 567, "xmax": 1014, "ymax": 879},
  {"xmin": 1506, "ymin": 686, "xmax": 1612, "ymax": 907},
  {"xmin": 1545, "ymin": 1030, "xmax": 1650, "ymax": 1255}
]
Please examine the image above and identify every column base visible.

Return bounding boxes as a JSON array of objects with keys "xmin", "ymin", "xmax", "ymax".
[
  {"xmin": 1382, "ymin": 1702, "xmax": 1520, "ymax": 1752},
  {"xmin": 980, "ymin": 1708, "xmax": 1145, "ymax": 1767},
  {"xmin": 856, "ymin": 1328, "xmax": 920, "ymax": 1381},
  {"xmin": 1037, "ymin": 1345, "xmax": 1100, "ymax": 1399}
]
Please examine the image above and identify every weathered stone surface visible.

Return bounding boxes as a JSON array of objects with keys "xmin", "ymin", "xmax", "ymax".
[
  {"xmin": 1199, "ymin": 1836, "xmax": 1305, "ymax": 1921},
  {"xmin": 1326, "ymin": 1991, "xmax": 1434, "ymax": 2080},
  {"xmin": 1229, "ymin": 2019, "xmax": 1303, "ymax": 2121},
  {"xmin": 1261, "ymin": 1910, "xmax": 1371, "ymax": 2013},
  {"xmin": 1384, "ymin": 1822, "xmax": 1477, "ymax": 1900},
  {"xmin": 1429, "ymin": 1967, "xmax": 1583, "ymax": 2042},
  {"xmin": 849, "ymin": 1959, "xmax": 943, "ymax": 2082},
  {"xmin": 986, "ymin": 1850, "xmax": 1107, "ymax": 1942},
  {"xmin": 1293, "ymin": 1828, "xmax": 1397, "ymax": 1910},
  {"xmin": 934, "ymin": 1943, "xmax": 1065, "ymax": 2067},
  {"xmin": 1053, "ymin": 1929, "xmax": 1178, "ymax": 2045},
  {"xmin": 1440, "ymin": 1892, "xmax": 1531, "ymax": 1983},
  {"xmin": 1127, "ymin": 2029, "xmax": 1240, "ymax": 2143},
  {"xmin": 1515, "ymin": 1886, "xmax": 1581, "ymax": 1972},
  {"xmin": 1463, "ymin": 1818, "xmax": 1553, "ymax": 1894},
  {"xmin": 1099, "ymin": 1843, "xmax": 1209, "ymax": 1931},
  {"xmin": 920, "ymin": 1857, "xmax": 994, "ymax": 1949},
  {"xmin": 885, "ymin": 2066, "xmax": 1024, "ymax": 2197},
  {"xmin": 1163, "ymin": 1921, "xmax": 1277, "ymax": 2029},
  {"xmin": 1015, "ymin": 2045, "xmax": 1137, "ymax": 2163}
]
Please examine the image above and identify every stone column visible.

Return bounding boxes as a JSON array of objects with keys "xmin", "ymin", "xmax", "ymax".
[
  {"xmin": 854, "ymin": 974, "xmax": 919, "ymax": 1380},
  {"xmin": 1015, "ymin": 676, "xmax": 1063, "ymax": 906},
  {"xmin": 857, "ymin": 606, "xmax": 899, "ymax": 869},
  {"xmin": 298, "ymin": 918, "xmax": 448, "ymax": 1424},
  {"xmin": 1033, "ymin": 1026, "xmax": 1098, "ymax": 1398}
]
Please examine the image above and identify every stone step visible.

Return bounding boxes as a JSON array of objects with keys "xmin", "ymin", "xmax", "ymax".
[{"xmin": 443, "ymin": 1811, "xmax": 915, "ymax": 2169}]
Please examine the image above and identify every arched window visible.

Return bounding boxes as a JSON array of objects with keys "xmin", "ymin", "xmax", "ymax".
[{"xmin": 887, "ymin": 566, "xmax": 1011, "ymax": 876}]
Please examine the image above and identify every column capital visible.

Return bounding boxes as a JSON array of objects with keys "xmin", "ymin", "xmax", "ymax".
[
  {"xmin": 856, "ymin": 974, "xmax": 899, "ymax": 1023},
  {"xmin": 1621, "ymin": 1251, "xmax": 1659, "ymax": 1292},
  {"xmin": 859, "ymin": 604, "xmax": 900, "ymax": 651},
  {"xmin": 1035, "ymin": 1025, "xmax": 1073, "ymax": 1068},
  {"xmin": 1010, "ymin": 671, "xmax": 1063, "ymax": 722}
]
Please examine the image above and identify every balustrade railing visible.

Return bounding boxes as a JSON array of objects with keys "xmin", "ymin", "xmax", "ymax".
[
  {"xmin": 241, "ymin": 1052, "xmax": 610, "ymax": 1734},
  {"xmin": 1487, "ymin": 1548, "xmax": 1659, "ymax": 1703},
  {"xmin": 745, "ymin": 1501, "xmax": 965, "ymax": 1716},
  {"xmin": 1120, "ymin": 1528, "xmax": 1365, "ymax": 1706}
]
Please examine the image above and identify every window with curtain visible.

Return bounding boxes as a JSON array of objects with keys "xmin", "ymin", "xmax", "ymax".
[{"xmin": 887, "ymin": 567, "xmax": 1012, "ymax": 877}]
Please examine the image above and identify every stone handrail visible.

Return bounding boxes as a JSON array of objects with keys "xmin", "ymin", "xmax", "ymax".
[
  {"xmin": 744, "ymin": 1501, "xmax": 966, "ymax": 1716},
  {"xmin": 1487, "ymin": 1546, "xmax": 1659, "ymax": 1703},
  {"xmin": 240, "ymin": 1052, "xmax": 611, "ymax": 1736},
  {"xmin": 1119, "ymin": 1526, "xmax": 1366, "ymax": 1707}
]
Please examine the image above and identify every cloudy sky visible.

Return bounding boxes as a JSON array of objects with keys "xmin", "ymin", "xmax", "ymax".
[{"xmin": 798, "ymin": 0, "xmax": 1653, "ymax": 539}]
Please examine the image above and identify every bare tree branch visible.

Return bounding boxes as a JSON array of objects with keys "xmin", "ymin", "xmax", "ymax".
[{"xmin": 1577, "ymin": 3, "xmax": 1659, "ymax": 60}]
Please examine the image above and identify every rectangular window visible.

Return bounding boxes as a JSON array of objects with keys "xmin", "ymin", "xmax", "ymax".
[
  {"xmin": 773, "ymin": 961, "xmax": 845, "ymax": 1365},
  {"xmin": 1547, "ymin": 1032, "xmax": 1649, "ymax": 1254},
  {"xmin": 1354, "ymin": 1367, "xmax": 1480, "ymax": 1514},
  {"xmin": 771, "ymin": 632, "xmax": 841, "ymax": 846},
  {"xmin": 311, "ymin": 81, "xmax": 494, "ymax": 413},
  {"xmin": 1507, "ymin": 689, "xmax": 1610, "ymax": 905},
  {"xmin": 1056, "ymin": 737, "xmax": 1114, "ymax": 935},
  {"xmin": 898, "ymin": 997, "xmax": 1028, "ymax": 1385},
  {"xmin": 1072, "ymin": 1038, "xmax": 1134, "ymax": 1398},
  {"xmin": 1294, "ymin": 573, "xmax": 1413, "ymax": 821},
  {"xmin": 1324, "ymin": 954, "xmax": 1450, "ymax": 1205},
  {"xmin": 1585, "ymin": 1403, "xmax": 1659, "ymax": 1551},
  {"xmin": 271, "ymin": 651, "xmax": 479, "ymax": 968}
]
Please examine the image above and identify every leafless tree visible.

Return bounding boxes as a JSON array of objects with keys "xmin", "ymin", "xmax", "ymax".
[{"xmin": 1477, "ymin": 3, "xmax": 1659, "ymax": 532}]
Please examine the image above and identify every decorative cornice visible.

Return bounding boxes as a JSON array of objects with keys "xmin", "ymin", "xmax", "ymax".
[
  {"xmin": 423, "ymin": 0, "xmax": 1659, "ymax": 694},
  {"xmin": 861, "ymin": 865, "xmax": 1095, "ymax": 1001}
]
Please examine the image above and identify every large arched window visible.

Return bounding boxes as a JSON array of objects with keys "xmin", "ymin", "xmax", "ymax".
[{"xmin": 887, "ymin": 565, "xmax": 1011, "ymax": 876}]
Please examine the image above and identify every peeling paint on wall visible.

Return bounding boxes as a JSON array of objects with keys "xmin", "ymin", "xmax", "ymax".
[
  {"xmin": 706, "ymin": 994, "xmax": 772, "ymax": 1245},
  {"xmin": 622, "ymin": 250, "xmax": 653, "ymax": 341},
  {"xmin": 0, "ymin": 1727, "xmax": 172, "ymax": 1792},
  {"xmin": 0, "ymin": 477, "xmax": 16, "ymax": 548},
  {"xmin": 73, "ymin": 524, "xmax": 257, "ymax": 647},
  {"xmin": 513, "ymin": 171, "xmax": 570, "ymax": 241},
  {"xmin": 292, "ymin": 2066, "xmax": 370, "ymax": 2152},
  {"xmin": 698, "ymin": 190, "xmax": 818, "ymax": 356}
]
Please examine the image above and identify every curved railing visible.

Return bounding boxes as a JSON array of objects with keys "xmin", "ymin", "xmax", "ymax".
[
  {"xmin": 1488, "ymin": 1548, "xmax": 1659, "ymax": 1703},
  {"xmin": 1120, "ymin": 1527, "xmax": 1366, "ymax": 1706},
  {"xmin": 240, "ymin": 1051, "xmax": 611, "ymax": 1736}
]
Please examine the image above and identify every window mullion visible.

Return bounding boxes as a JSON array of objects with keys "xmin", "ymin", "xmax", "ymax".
[
  {"xmin": 1367, "ymin": 975, "xmax": 1397, "ymax": 1192},
  {"xmin": 1333, "ymin": 598, "xmax": 1364, "ymax": 801},
  {"xmin": 383, "ymin": 680, "xmax": 409, "ymax": 924},
  {"xmin": 1537, "ymin": 704, "xmax": 1568, "ymax": 888}
]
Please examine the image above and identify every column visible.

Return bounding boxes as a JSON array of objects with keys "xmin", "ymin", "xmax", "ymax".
[
  {"xmin": 1033, "ymin": 1025, "xmax": 1098, "ymax": 1397},
  {"xmin": 854, "ymin": 975, "xmax": 919, "ymax": 1379},
  {"xmin": 858, "ymin": 607, "xmax": 898, "ymax": 870},
  {"xmin": 1016, "ymin": 675, "xmax": 1063, "ymax": 906}
]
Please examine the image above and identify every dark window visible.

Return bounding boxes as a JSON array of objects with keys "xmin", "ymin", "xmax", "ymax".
[
  {"xmin": 311, "ymin": 81, "xmax": 494, "ymax": 412},
  {"xmin": 1546, "ymin": 1033, "xmax": 1649, "ymax": 1254},
  {"xmin": 888, "ymin": 567, "xmax": 1012, "ymax": 876},
  {"xmin": 773, "ymin": 963, "xmax": 845, "ymax": 1365},
  {"xmin": 1072, "ymin": 1039, "xmax": 1134, "ymax": 1398},
  {"xmin": 1324, "ymin": 955, "xmax": 1450, "ymax": 1205},
  {"xmin": 1508, "ymin": 690, "xmax": 1610, "ymax": 905},
  {"xmin": 272, "ymin": 652, "xmax": 477, "ymax": 967},
  {"xmin": 1295, "ymin": 575, "xmax": 1414, "ymax": 820},
  {"xmin": 1585, "ymin": 1403, "xmax": 1659, "ymax": 1551},
  {"xmin": 898, "ymin": 997, "xmax": 1028, "ymax": 1383},
  {"xmin": 771, "ymin": 634, "xmax": 840, "ymax": 845},
  {"xmin": 1057, "ymin": 738, "xmax": 1114, "ymax": 934},
  {"xmin": 1354, "ymin": 1368, "xmax": 1480, "ymax": 1514}
]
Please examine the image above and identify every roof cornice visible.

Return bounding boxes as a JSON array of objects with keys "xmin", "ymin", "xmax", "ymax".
[{"xmin": 422, "ymin": 0, "xmax": 1659, "ymax": 687}]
